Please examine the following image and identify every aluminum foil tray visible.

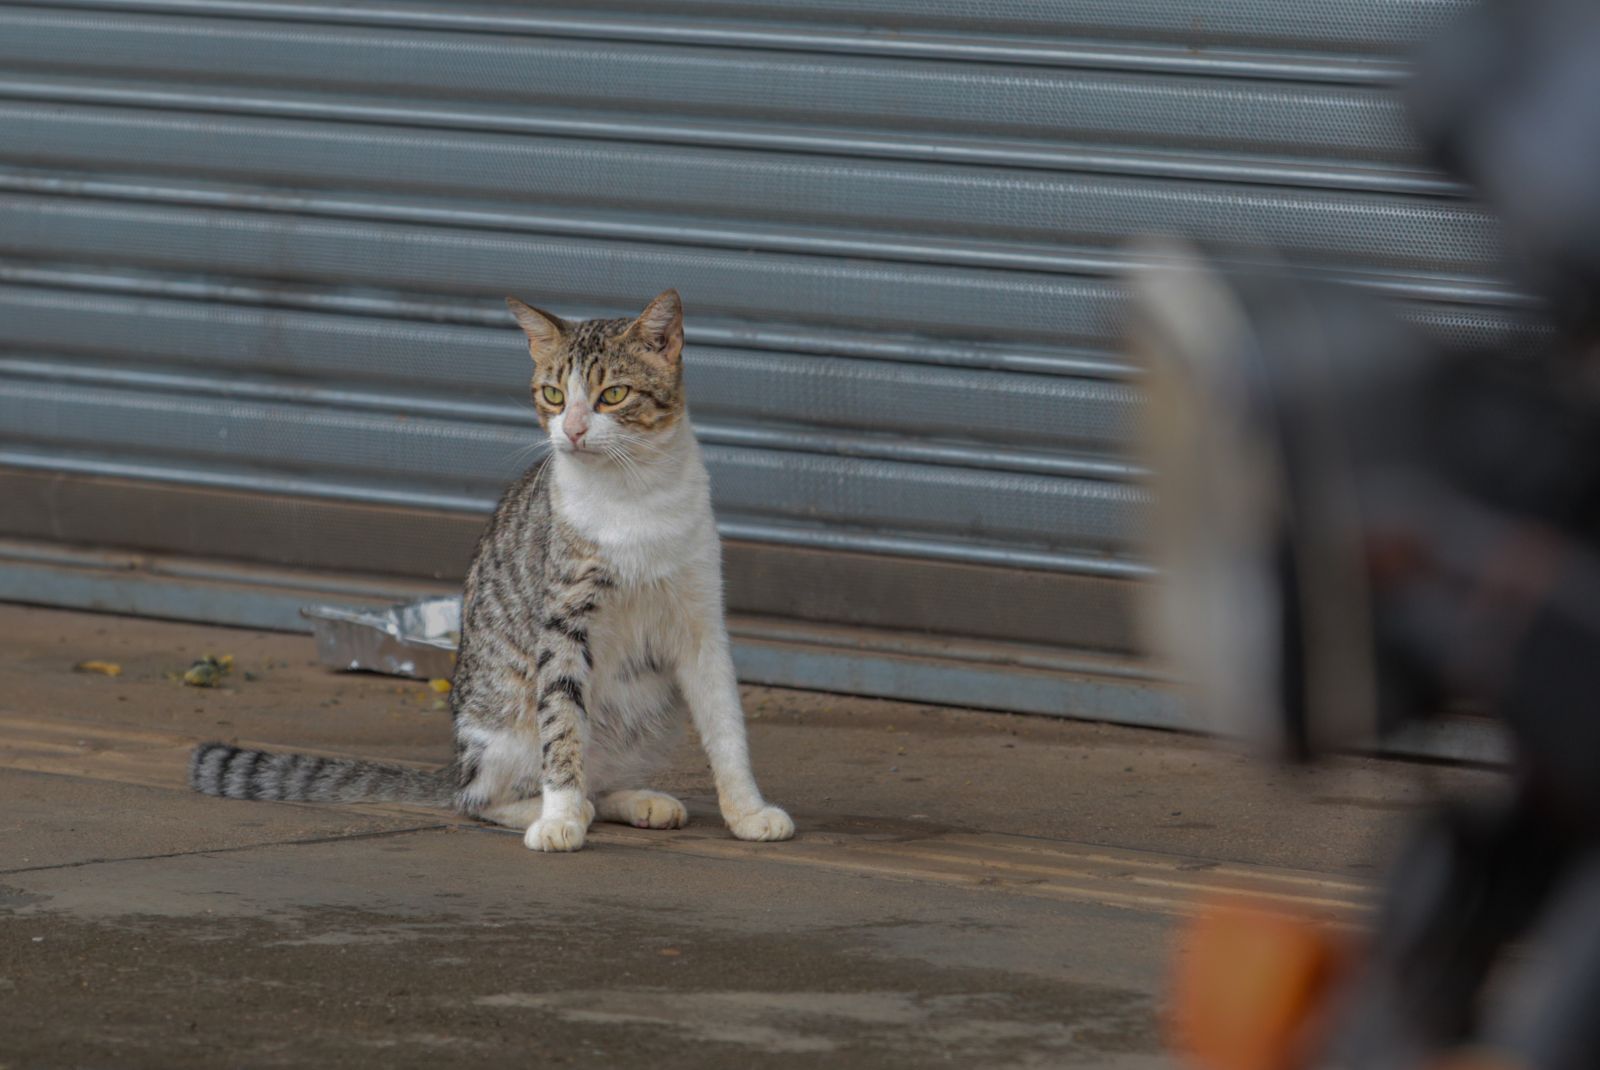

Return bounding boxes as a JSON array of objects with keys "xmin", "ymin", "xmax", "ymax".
[{"xmin": 301, "ymin": 596, "xmax": 461, "ymax": 680}]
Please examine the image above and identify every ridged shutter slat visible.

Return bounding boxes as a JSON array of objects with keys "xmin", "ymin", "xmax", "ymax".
[{"xmin": 0, "ymin": 0, "xmax": 1532, "ymax": 717}]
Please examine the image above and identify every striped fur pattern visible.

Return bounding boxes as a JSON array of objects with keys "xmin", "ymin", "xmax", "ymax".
[
  {"xmin": 188, "ymin": 743, "xmax": 453, "ymax": 807},
  {"xmin": 190, "ymin": 290, "xmax": 793, "ymax": 852}
]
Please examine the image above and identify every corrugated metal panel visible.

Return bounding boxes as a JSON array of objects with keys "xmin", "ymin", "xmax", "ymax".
[{"xmin": 0, "ymin": 0, "xmax": 1540, "ymax": 723}]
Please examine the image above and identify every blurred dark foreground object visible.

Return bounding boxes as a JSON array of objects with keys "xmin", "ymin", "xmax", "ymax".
[
  {"xmin": 1128, "ymin": 1, "xmax": 1600, "ymax": 1068},
  {"xmin": 1408, "ymin": 0, "xmax": 1600, "ymax": 337}
]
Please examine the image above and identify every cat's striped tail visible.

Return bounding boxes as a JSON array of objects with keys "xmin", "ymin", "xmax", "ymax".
[{"xmin": 188, "ymin": 742, "xmax": 456, "ymax": 808}]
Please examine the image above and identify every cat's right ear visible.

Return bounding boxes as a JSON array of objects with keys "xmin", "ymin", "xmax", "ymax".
[{"xmin": 505, "ymin": 297, "xmax": 567, "ymax": 360}]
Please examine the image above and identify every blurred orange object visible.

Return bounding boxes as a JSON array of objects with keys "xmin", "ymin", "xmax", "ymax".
[{"xmin": 1169, "ymin": 898, "xmax": 1352, "ymax": 1070}]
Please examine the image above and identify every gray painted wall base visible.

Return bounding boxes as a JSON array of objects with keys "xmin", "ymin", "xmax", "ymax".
[{"xmin": 0, "ymin": 538, "xmax": 1506, "ymax": 766}]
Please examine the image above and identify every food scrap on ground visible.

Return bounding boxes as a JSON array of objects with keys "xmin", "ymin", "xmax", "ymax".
[
  {"xmin": 73, "ymin": 660, "xmax": 122, "ymax": 677},
  {"xmin": 179, "ymin": 654, "xmax": 235, "ymax": 688},
  {"xmin": 429, "ymin": 678, "xmax": 451, "ymax": 693}
]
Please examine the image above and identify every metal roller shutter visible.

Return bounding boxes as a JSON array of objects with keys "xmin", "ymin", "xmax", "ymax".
[{"xmin": 0, "ymin": 0, "xmax": 1533, "ymax": 748}]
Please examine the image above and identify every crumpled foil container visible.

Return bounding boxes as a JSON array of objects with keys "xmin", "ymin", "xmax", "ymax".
[{"xmin": 301, "ymin": 596, "xmax": 461, "ymax": 680}]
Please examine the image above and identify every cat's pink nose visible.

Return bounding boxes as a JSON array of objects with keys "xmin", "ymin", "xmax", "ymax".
[{"xmin": 565, "ymin": 417, "xmax": 589, "ymax": 447}]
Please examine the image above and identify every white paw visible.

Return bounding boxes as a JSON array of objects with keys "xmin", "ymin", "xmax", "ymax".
[
  {"xmin": 623, "ymin": 792, "xmax": 688, "ymax": 830},
  {"xmin": 524, "ymin": 816, "xmax": 588, "ymax": 852},
  {"xmin": 727, "ymin": 805, "xmax": 795, "ymax": 842}
]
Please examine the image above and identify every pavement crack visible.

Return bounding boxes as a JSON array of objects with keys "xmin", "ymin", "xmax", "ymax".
[{"xmin": 0, "ymin": 823, "xmax": 453, "ymax": 876}]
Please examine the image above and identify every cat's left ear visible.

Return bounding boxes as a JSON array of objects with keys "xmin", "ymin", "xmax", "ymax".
[
  {"xmin": 505, "ymin": 296, "xmax": 567, "ymax": 361},
  {"xmin": 626, "ymin": 289, "xmax": 684, "ymax": 367}
]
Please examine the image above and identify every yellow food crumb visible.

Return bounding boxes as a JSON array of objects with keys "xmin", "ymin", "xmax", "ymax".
[
  {"xmin": 429, "ymin": 678, "xmax": 452, "ymax": 693},
  {"xmin": 182, "ymin": 654, "xmax": 234, "ymax": 688},
  {"xmin": 74, "ymin": 660, "xmax": 122, "ymax": 677}
]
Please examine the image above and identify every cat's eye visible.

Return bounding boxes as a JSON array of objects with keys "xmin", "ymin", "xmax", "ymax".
[
  {"xmin": 540, "ymin": 385, "xmax": 565, "ymax": 407},
  {"xmin": 599, "ymin": 385, "xmax": 630, "ymax": 406}
]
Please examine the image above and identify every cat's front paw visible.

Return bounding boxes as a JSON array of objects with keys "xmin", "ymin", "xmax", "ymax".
[
  {"xmin": 727, "ymin": 805, "xmax": 795, "ymax": 842},
  {"xmin": 525, "ymin": 816, "xmax": 588, "ymax": 852}
]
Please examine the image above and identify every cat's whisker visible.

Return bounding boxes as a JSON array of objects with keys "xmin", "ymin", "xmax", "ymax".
[
  {"xmin": 612, "ymin": 425, "xmax": 672, "ymax": 448},
  {"xmin": 621, "ymin": 440, "xmax": 677, "ymax": 480},
  {"xmin": 602, "ymin": 441, "xmax": 652, "ymax": 488},
  {"xmin": 607, "ymin": 447, "xmax": 658, "ymax": 479},
  {"xmin": 621, "ymin": 446, "xmax": 662, "ymax": 484},
  {"xmin": 608, "ymin": 430, "xmax": 675, "ymax": 463},
  {"xmin": 498, "ymin": 439, "xmax": 549, "ymax": 468}
]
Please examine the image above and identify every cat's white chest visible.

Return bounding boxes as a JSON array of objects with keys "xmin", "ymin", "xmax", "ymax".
[
  {"xmin": 550, "ymin": 442, "xmax": 715, "ymax": 587},
  {"xmin": 579, "ymin": 496, "xmax": 706, "ymax": 585}
]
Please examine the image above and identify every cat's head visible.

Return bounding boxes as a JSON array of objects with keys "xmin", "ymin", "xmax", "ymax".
[{"xmin": 505, "ymin": 290, "xmax": 686, "ymax": 465}]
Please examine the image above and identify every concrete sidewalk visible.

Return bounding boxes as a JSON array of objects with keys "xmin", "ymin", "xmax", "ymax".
[{"xmin": 0, "ymin": 604, "xmax": 1502, "ymax": 1068}]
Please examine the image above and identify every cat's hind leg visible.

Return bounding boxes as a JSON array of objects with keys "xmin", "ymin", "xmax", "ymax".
[
  {"xmin": 454, "ymin": 720, "xmax": 575, "ymax": 831},
  {"xmin": 479, "ymin": 796, "xmax": 596, "ymax": 832},
  {"xmin": 479, "ymin": 796, "xmax": 543, "ymax": 831},
  {"xmin": 596, "ymin": 790, "xmax": 688, "ymax": 830}
]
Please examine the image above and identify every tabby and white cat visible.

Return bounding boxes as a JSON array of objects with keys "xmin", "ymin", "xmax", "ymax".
[{"xmin": 190, "ymin": 290, "xmax": 794, "ymax": 852}]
